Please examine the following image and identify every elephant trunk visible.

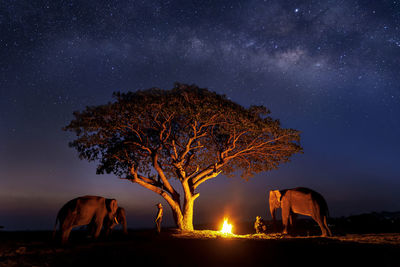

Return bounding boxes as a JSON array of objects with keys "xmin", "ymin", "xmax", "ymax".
[
  {"xmin": 269, "ymin": 190, "xmax": 280, "ymax": 223},
  {"xmin": 121, "ymin": 218, "xmax": 128, "ymax": 234},
  {"xmin": 269, "ymin": 200, "xmax": 279, "ymax": 232},
  {"xmin": 117, "ymin": 207, "xmax": 128, "ymax": 234},
  {"xmin": 270, "ymin": 204, "xmax": 277, "ymax": 221}
]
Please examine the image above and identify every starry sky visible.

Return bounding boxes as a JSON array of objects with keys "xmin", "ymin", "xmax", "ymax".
[{"xmin": 1, "ymin": 0, "xmax": 399, "ymax": 230}]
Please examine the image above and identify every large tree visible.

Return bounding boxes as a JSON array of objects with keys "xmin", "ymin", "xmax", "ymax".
[{"xmin": 64, "ymin": 83, "xmax": 302, "ymax": 231}]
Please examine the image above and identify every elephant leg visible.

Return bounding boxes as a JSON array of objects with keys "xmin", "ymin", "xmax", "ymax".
[
  {"xmin": 281, "ymin": 204, "xmax": 290, "ymax": 234},
  {"xmin": 310, "ymin": 205, "xmax": 328, "ymax": 236},
  {"xmin": 61, "ymin": 227, "xmax": 72, "ymax": 244},
  {"xmin": 87, "ymin": 222, "xmax": 95, "ymax": 237},
  {"xmin": 60, "ymin": 213, "xmax": 75, "ymax": 244},
  {"xmin": 93, "ymin": 217, "xmax": 104, "ymax": 239},
  {"xmin": 312, "ymin": 215, "xmax": 327, "ymax": 236},
  {"xmin": 289, "ymin": 212, "xmax": 297, "ymax": 227},
  {"xmin": 323, "ymin": 216, "xmax": 332, "ymax": 236},
  {"xmin": 93, "ymin": 226, "xmax": 102, "ymax": 239},
  {"xmin": 104, "ymin": 225, "xmax": 112, "ymax": 237}
]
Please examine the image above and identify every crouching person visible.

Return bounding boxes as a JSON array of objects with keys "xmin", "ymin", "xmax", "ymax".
[{"xmin": 254, "ymin": 216, "xmax": 267, "ymax": 234}]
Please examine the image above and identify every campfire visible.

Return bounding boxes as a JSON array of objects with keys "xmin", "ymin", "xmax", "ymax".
[
  {"xmin": 172, "ymin": 216, "xmax": 286, "ymax": 239},
  {"xmin": 220, "ymin": 218, "xmax": 233, "ymax": 235}
]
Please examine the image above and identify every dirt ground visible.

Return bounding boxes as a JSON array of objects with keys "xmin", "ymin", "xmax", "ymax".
[{"xmin": 0, "ymin": 230, "xmax": 399, "ymax": 267}]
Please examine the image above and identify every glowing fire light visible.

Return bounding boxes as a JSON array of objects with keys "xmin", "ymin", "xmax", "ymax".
[{"xmin": 220, "ymin": 218, "xmax": 233, "ymax": 235}]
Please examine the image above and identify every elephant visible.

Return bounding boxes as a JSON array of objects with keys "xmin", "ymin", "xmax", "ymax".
[
  {"xmin": 269, "ymin": 187, "xmax": 332, "ymax": 237},
  {"xmin": 53, "ymin": 195, "xmax": 118, "ymax": 244}
]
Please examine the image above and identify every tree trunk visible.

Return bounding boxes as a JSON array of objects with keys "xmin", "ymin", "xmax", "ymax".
[
  {"xmin": 169, "ymin": 202, "xmax": 184, "ymax": 230},
  {"xmin": 168, "ymin": 199, "xmax": 194, "ymax": 231},
  {"xmin": 181, "ymin": 197, "xmax": 194, "ymax": 231},
  {"xmin": 177, "ymin": 180, "xmax": 198, "ymax": 231}
]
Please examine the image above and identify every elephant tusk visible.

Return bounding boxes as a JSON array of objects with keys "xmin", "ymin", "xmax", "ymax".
[{"xmin": 114, "ymin": 217, "xmax": 119, "ymax": 224}]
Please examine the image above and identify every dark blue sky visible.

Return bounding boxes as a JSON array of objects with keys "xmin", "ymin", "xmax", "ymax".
[{"xmin": 1, "ymin": 0, "xmax": 399, "ymax": 230}]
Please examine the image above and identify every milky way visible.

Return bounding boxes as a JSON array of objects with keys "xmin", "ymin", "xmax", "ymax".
[{"xmin": 0, "ymin": 0, "xmax": 399, "ymax": 230}]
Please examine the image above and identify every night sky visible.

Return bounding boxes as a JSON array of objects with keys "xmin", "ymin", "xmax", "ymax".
[{"xmin": 1, "ymin": 0, "xmax": 399, "ymax": 230}]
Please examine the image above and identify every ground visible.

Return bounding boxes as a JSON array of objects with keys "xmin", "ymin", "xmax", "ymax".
[{"xmin": 0, "ymin": 230, "xmax": 399, "ymax": 267}]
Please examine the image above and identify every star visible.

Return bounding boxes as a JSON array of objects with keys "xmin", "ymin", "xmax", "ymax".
[{"xmin": 1, "ymin": 0, "xmax": 399, "ymax": 232}]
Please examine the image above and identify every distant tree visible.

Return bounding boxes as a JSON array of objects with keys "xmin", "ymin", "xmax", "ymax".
[{"xmin": 64, "ymin": 83, "xmax": 302, "ymax": 231}]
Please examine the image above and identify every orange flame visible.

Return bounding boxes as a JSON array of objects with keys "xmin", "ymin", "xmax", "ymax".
[{"xmin": 220, "ymin": 218, "xmax": 233, "ymax": 234}]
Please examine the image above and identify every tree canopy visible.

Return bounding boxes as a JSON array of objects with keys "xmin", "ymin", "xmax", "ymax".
[{"xmin": 64, "ymin": 83, "xmax": 302, "ymax": 230}]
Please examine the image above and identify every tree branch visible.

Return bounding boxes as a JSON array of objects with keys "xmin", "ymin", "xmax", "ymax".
[
  {"xmin": 191, "ymin": 162, "xmax": 223, "ymax": 185},
  {"xmin": 152, "ymin": 152, "xmax": 180, "ymax": 200},
  {"xmin": 126, "ymin": 166, "xmax": 182, "ymax": 214},
  {"xmin": 193, "ymin": 170, "xmax": 222, "ymax": 189},
  {"xmin": 192, "ymin": 193, "xmax": 200, "ymax": 201},
  {"xmin": 124, "ymin": 141, "xmax": 152, "ymax": 154},
  {"xmin": 224, "ymin": 134, "xmax": 293, "ymax": 161}
]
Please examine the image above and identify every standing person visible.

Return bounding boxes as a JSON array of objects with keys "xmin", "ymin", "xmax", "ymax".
[{"xmin": 155, "ymin": 203, "xmax": 163, "ymax": 234}]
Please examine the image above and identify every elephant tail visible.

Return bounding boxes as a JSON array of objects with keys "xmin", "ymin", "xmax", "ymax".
[
  {"xmin": 52, "ymin": 214, "xmax": 59, "ymax": 239},
  {"xmin": 322, "ymin": 197, "xmax": 330, "ymax": 218}
]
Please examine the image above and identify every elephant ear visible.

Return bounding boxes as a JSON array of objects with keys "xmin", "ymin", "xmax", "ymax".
[
  {"xmin": 274, "ymin": 190, "xmax": 282, "ymax": 203},
  {"xmin": 106, "ymin": 199, "xmax": 118, "ymax": 214}
]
